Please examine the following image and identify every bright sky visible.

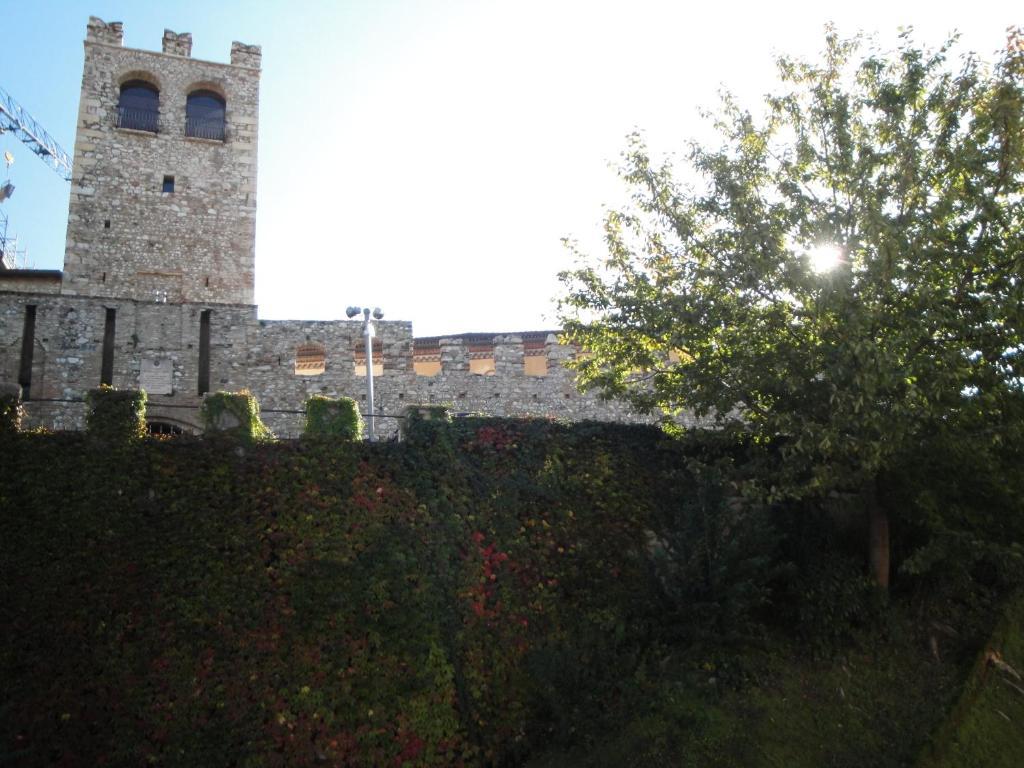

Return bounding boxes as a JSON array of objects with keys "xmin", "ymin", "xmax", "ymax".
[{"xmin": 2, "ymin": 1, "xmax": 1016, "ymax": 336}]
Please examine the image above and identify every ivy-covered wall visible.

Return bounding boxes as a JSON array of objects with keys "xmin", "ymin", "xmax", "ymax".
[{"xmin": 1, "ymin": 419, "xmax": 703, "ymax": 767}]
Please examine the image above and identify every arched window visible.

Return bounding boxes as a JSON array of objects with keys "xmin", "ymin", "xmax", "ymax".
[
  {"xmin": 186, "ymin": 90, "xmax": 226, "ymax": 141},
  {"xmin": 117, "ymin": 80, "xmax": 159, "ymax": 133}
]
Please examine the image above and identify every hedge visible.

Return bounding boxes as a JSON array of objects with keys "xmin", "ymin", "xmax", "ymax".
[
  {"xmin": 1, "ymin": 419, "xmax": 712, "ymax": 766},
  {"xmin": 4, "ymin": 412, "xmax": 1021, "ymax": 765}
]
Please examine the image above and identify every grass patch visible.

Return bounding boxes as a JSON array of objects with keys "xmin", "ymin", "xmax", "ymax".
[
  {"xmin": 525, "ymin": 600, "xmax": 996, "ymax": 768},
  {"xmin": 919, "ymin": 592, "xmax": 1024, "ymax": 768}
]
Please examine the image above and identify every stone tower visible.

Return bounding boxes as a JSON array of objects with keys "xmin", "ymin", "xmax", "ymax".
[{"xmin": 61, "ymin": 17, "xmax": 261, "ymax": 306}]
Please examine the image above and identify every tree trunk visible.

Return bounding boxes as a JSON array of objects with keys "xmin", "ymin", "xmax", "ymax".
[{"xmin": 865, "ymin": 479, "xmax": 890, "ymax": 588}]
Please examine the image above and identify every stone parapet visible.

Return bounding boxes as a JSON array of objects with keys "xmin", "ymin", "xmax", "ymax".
[{"xmin": 0, "ymin": 289, "xmax": 679, "ymax": 439}]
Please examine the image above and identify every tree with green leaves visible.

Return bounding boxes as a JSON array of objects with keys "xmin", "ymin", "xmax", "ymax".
[{"xmin": 559, "ymin": 28, "xmax": 1024, "ymax": 587}]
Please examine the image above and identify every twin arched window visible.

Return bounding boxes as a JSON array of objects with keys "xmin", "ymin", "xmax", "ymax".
[
  {"xmin": 116, "ymin": 81, "xmax": 226, "ymax": 141},
  {"xmin": 117, "ymin": 80, "xmax": 160, "ymax": 133},
  {"xmin": 186, "ymin": 90, "xmax": 226, "ymax": 141}
]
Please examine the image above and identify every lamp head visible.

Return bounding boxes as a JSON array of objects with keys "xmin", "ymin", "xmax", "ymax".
[
  {"xmin": 372, "ymin": 307, "xmax": 384, "ymax": 320},
  {"xmin": 345, "ymin": 306, "xmax": 360, "ymax": 319}
]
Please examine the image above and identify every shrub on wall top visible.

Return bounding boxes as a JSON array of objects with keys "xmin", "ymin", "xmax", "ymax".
[
  {"xmin": 400, "ymin": 404, "xmax": 452, "ymax": 442},
  {"xmin": 304, "ymin": 395, "xmax": 363, "ymax": 440},
  {"xmin": 200, "ymin": 390, "xmax": 274, "ymax": 442},
  {"xmin": 0, "ymin": 383, "xmax": 23, "ymax": 435},
  {"xmin": 85, "ymin": 386, "xmax": 147, "ymax": 441}
]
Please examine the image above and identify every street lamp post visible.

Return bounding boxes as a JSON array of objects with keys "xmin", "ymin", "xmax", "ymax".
[{"xmin": 346, "ymin": 305, "xmax": 384, "ymax": 440}]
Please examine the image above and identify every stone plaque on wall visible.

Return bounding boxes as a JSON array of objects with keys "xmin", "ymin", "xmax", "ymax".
[{"xmin": 140, "ymin": 357, "xmax": 173, "ymax": 395}]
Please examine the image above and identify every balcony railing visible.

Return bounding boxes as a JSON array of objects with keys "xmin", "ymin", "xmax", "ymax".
[
  {"xmin": 185, "ymin": 116, "xmax": 225, "ymax": 141},
  {"xmin": 116, "ymin": 106, "xmax": 159, "ymax": 133}
]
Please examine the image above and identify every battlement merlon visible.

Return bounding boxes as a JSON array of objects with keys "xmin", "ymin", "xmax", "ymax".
[
  {"xmin": 231, "ymin": 42, "xmax": 263, "ymax": 70},
  {"xmin": 84, "ymin": 17, "xmax": 261, "ymax": 70},
  {"xmin": 162, "ymin": 29, "xmax": 193, "ymax": 57},
  {"xmin": 86, "ymin": 16, "xmax": 123, "ymax": 46}
]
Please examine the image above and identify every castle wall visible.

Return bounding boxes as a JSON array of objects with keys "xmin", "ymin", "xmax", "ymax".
[
  {"xmin": 61, "ymin": 17, "xmax": 260, "ymax": 306},
  {"xmin": 0, "ymin": 290, "xmax": 659, "ymax": 437},
  {"xmin": 0, "ymin": 289, "xmax": 255, "ymax": 430},
  {"xmin": 0, "ymin": 17, "xmax": 667, "ymax": 438}
]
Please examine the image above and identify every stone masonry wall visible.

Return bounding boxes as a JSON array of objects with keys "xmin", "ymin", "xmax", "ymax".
[
  {"xmin": 0, "ymin": 290, "xmax": 256, "ymax": 432},
  {"xmin": 61, "ymin": 17, "xmax": 260, "ymax": 306},
  {"xmin": 0, "ymin": 290, "xmax": 660, "ymax": 438}
]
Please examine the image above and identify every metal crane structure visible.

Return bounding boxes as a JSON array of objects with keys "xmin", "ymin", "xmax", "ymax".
[
  {"xmin": 0, "ymin": 86, "xmax": 73, "ymax": 181},
  {"xmin": 0, "ymin": 84, "xmax": 73, "ymax": 269}
]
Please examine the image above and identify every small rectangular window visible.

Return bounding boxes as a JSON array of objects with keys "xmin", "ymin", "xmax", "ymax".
[
  {"xmin": 101, "ymin": 308, "xmax": 116, "ymax": 386},
  {"xmin": 162, "ymin": 175, "xmax": 175, "ymax": 193},
  {"xmin": 104, "ymin": 219, "xmax": 111, "ymax": 229}
]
